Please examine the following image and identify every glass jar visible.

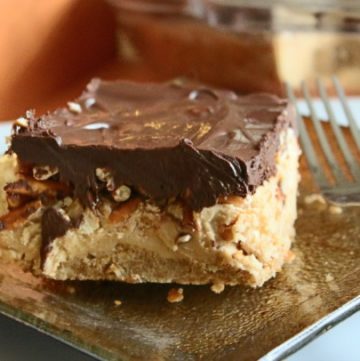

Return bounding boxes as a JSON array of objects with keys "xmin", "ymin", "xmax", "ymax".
[{"xmin": 108, "ymin": 0, "xmax": 360, "ymax": 95}]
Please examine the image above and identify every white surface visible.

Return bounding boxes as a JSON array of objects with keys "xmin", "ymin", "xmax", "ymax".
[
  {"xmin": 0, "ymin": 122, "xmax": 11, "ymax": 155},
  {"xmin": 0, "ymin": 98, "xmax": 359, "ymax": 360},
  {"xmin": 288, "ymin": 311, "xmax": 360, "ymax": 361},
  {"xmin": 297, "ymin": 97, "xmax": 360, "ymax": 127}
]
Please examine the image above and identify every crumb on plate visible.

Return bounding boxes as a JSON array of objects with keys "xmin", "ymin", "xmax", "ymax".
[
  {"xmin": 167, "ymin": 288, "xmax": 184, "ymax": 303},
  {"xmin": 328, "ymin": 205, "xmax": 343, "ymax": 215},
  {"xmin": 211, "ymin": 283, "xmax": 225, "ymax": 294},
  {"xmin": 66, "ymin": 285, "xmax": 76, "ymax": 294},
  {"xmin": 304, "ymin": 193, "xmax": 326, "ymax": 205}
]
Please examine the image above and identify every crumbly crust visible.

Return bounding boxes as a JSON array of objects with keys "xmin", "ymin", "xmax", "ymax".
[{"xmin": 0, "ymin": 129, "xmax": 300, "ymax": 288}]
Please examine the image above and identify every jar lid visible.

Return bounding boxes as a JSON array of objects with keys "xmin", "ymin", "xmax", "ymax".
[
  {"xmin": 109, "ymin": 0, "xmax": 360, "ymax": 32},
  {"xmin": 204, "ymin": 0, "xmax": 360, "ymax": 32}
]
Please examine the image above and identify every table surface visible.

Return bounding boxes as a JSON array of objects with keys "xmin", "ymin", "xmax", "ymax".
[
  {"xmin": 1, "ymin": 310, "xmax": 359, "ymax": 361},
  {"xmin": 0, "ymin": 97, "xmax": 359, "ymax": 361}
]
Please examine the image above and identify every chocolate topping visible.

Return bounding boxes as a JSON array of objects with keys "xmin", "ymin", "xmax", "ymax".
[
  {"xmin": 41, "ymin": 208, "xmax": 72, "ymax": 263},
  {"xmin": 40, "ymin": 207, "xmax": 82, "ymax": 264},
  {"xmin": 10, "ymin": 79, "xmax": 294, "ymax": 211}
]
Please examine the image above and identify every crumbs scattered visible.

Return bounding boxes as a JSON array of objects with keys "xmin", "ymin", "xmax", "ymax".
[
  {"xmin": 304, "ymin": 194, "xmax": 345, "ymax": 215},
  {"xmin": 114, "ymin": 299, "xmax": 122, "ymax": 307},
  {"xmin": 167, "ymin": 288, "xmax": 184, "ymax": 303},
  {"xmin": 325, "ymin": 273, "xmax": 334, "ymax": 282},
  {"xmin": 304, "ymin": 193, "xmax": 326, "ymax": 205},
  {"xmin": 66, "ymin": 285, "xmax": 76, "ymax": 294},
  {"xmin": 211, "ymin": 283, "xmax": 225, "ymax": 294},
  {"xmin": 328, "ymin": 205, "xmax": 343, "ymax": 215}
]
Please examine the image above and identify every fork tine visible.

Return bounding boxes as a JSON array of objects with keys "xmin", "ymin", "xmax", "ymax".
[
  {"xmin": 317, "ymin": 79, "xmax": 360, "ymax": 182},
  {"xmin": 302, "ymin": 81, "xmax": 348, "ymax": 185},
  {"xmin": 333, "ymin": 76, "xmax": 360, "ymax": 150},
  {"xmin": 285, "ymin": 83, "xmax": 329, "ymax": 189}
]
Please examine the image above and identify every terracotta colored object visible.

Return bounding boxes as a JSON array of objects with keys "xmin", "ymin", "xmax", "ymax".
[
  {"xmin": 115, "ymin": 10, "xmax": 281, "ymax": 95},
  {"xmin": 0, "ymin": 0, "xmax": 116, "ymax": 119}
]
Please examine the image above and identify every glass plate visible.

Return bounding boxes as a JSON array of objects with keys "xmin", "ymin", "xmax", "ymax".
[{"xmin": 0, "ymin": 122, "xmax": 359, "ymax": 361}]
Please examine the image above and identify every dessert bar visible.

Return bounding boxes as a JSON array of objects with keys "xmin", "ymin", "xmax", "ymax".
[{"xmin": 0, "ymin": 79, "xmax": 300, "ymax": 288}]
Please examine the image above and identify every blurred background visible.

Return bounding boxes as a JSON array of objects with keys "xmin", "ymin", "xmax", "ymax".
[
  {"xmin": 0, "ymin": 1, "xmax": 359, "ymax": 360},
  {"xmin": 1, "ymin": 0, "xmax": 359, "ymax": 117}
]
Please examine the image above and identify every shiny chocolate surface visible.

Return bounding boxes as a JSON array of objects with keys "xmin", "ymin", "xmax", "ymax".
[{"xmin": 11, "ymin": 79, "xmax": 293, "ymax": 210}]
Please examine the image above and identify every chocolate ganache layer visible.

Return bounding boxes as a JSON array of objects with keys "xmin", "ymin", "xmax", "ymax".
[{"xmin": 10, "ymin": 79, "xmax": 294, "ymax": 211}]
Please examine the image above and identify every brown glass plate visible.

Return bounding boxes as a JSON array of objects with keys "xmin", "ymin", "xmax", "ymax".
[{"xmin": 0, "ymin": 133, "xmax": 359, "ymax": 361}]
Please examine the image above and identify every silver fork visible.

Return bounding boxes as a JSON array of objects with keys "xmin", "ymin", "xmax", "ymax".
[{"xmin": 286, "ymin": 77, "xmax": 360, "ymax": 206}]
